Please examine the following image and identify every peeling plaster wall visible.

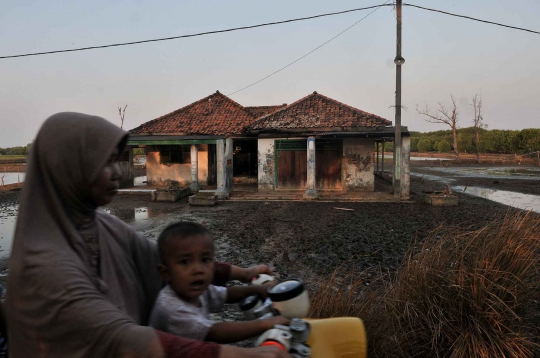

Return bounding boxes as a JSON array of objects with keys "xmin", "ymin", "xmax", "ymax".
[
  {"xmin": 225, "ymin": 138, "xmax": 234, "ymax": 192},
  {"xmin": 342, "ymin": 138, "xmax": 375, "ymax": 191},
  {"xmin": 401, "ymin": 136, "xmax": 411, "ymax": 198},
  {"xmin": 257, "ymin": 139, "xmax": 275, "ymax": 190},
  {"xmin": 146, "ymin": 145, "xmax": 209, "ymax": 186}
]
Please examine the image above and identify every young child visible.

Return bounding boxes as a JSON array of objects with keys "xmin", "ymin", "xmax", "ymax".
[{"xmin": 149, "ymin": 222, "xmax": 289, "ymax": 343}]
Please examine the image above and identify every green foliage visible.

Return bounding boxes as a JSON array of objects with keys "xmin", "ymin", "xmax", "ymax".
[
  {"xmin": 411, "ymin": 127, "xmax": 540, "ymax": 154},
  {"xmin": 410, "ymin": 138, "xmax": 419, "ymax": 152},
  {"xmin": 417, "ymin": 139, "xmax": 432, "ymax": 152},
  {"xmin": 133, "ymin": 148, "xmax": 145, "ymax": 155},
  {"xmin": 437, "ymin": 140, "xmax": 451, "ymax": 153},
  {"xmin": 0, "ymin": 143, "xmax": 32, "ymax": 156}
]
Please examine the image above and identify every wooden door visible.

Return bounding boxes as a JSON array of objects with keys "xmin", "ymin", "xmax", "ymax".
[
  {"xmin": 275, "ymin": 140, "xmax": 307, "ymax": 189},
  {"xmin": 316, "ymin": 139, "xmax": 342, "ymax": 189}
]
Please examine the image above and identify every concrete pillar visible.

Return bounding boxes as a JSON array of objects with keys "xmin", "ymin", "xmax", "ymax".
[
  {"xmin": 216, "ymin": 140, "xmax": 229, "ymax": 199},
  {"xmin": 401, "ymin": 136, "xmax": 411, "ymax": 199},
  {"xmin": 189, "ymin": 144, "xmax": 201, "ymax": 193},
  {"xmin": 303, "ymin": 137, "xmax": 319, "ymax": 200},
  {"xmin": 119, "ymin": 146, "xmax": 135, "ymax": 188},
  {"xmin": 225, "ymin": 138, "xmax": 234, "ymax": 193}
]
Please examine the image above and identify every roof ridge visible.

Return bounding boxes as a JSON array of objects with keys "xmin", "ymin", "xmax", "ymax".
[
  {"xmin": 129, "ymin": 92, "xmax": 218, "ymax": 132},
  {"xmin": 245, "ymin": 92, "xmax": 331, "ymax": 130},
  {"xmin": 314, "ymin": 92, "xmax": 381, "ymax": 118},
  {"xmin": 246, "ymin": 91, "xmax": 391, "ymax": 131},
  {"xmin": 245, "ymin": 104, "xmax": 284, "ymax": 109},
  {"xmin": 130, "ymin": 91, "xmax": 254, "ymax": 133}
]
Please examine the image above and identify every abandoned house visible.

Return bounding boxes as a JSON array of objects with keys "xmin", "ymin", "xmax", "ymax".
[{"xmin": 126, "ymin": 90, "xmax": 410, "ymax": 199}]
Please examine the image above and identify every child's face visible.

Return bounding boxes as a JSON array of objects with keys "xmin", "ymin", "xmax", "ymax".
[{"xmin": 159, "ymin": 234, "xmax": 215, "ymax": 304}]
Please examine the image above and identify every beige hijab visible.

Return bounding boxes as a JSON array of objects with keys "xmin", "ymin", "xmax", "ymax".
[{"xmin": 6, "ymin": 113, "xmax": 163, "ymax": 357}]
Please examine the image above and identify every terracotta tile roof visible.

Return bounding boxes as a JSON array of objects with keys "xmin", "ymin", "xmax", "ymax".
[
  {"xmin": 248, "ymin": 92, "xmax": 391, "ymax": 131},
  {"xmin": 129, "ymin": 91, "xmax": 257, "ymax": 136},
  {"xmin": 244, "ymin": 105, "xmax": 287, "ymax": 118}
]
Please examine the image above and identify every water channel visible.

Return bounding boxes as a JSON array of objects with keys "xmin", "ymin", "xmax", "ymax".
[{"xmin": 1, "ymin": 172, "xmax": 25, "ymax": 186}]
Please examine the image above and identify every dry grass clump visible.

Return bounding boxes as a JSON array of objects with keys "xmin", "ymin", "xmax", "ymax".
[{"xmin": 308, "ymin": 212, "xmax": 540, "ymax": 358}]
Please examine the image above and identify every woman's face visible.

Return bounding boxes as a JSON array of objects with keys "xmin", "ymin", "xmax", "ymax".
[{"xmin": 91, "ymin": 149, "xmax": 122, "ymax": 206}]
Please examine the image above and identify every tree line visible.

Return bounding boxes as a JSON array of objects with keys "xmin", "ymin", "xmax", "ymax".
[
  {"xmin": 409, "ymin": 93, "xmax": 539, "ymax": 156},
  {"xmin": 0, "ymin": 143, "xmax": 32, "ymax": 156},
  {"xmin": 409, "ymin": 127, "xmax": 540, "ymax": 155}
]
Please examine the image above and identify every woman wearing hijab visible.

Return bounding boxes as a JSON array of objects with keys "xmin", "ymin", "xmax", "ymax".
[{"xmin": 5, "ymin": 113, "xmax": 289, "ymax": 358}]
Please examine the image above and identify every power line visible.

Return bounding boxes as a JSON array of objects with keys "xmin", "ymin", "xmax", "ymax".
[
  {"xmin": 0, "ymin": 4, "xmax": 388, "ymax": 59},
  {"xmin": 1, "ymin": 3, "xmax": 538, "ymax": 60},
  {"xmin": 228, "ymin": 0, "xmax": 392, "ymax": 96},
  {"xmin": 228, "ymin": 3, "xmax": 540, "ymax": 95},
  {"xmin": 403, "ymin": 3, "xmax": 540, "ymax": 35}
]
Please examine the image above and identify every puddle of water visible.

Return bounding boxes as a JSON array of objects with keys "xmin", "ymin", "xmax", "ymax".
[
  {"xmin": 453, "ymin": 186, "xmax": 540, "ymax": 213},
  {"xmin": 1, "ymin": 172, "xmax": 25, "ymax": 185},
  {"xmin": 0, "ymin": 205, "xmax": 18, "ymax": 258},
  {"xmin": 134, "ymin": 176, "xmax": 147, "ymax": 186},
  {"xmin": 1, "ymin": 206, "xmax": 164, "ymax": 259},
  {"xmin": 105, "ymin": 207, "xmax": 158, "ymax": 222},
  {"xmin": 135, "ymin": 207, "xmax": 148, "ymax": 221},
  {"xmin": 426, "ymin": 166, "xmax": 540, "ymax": 180},
  {"xmin": 381, "ymin": 155, "xmax": 453, "ymax": 161},
  {"xmin": 410, "ymin": 172, "xmax": 455, "ymax": 184}
]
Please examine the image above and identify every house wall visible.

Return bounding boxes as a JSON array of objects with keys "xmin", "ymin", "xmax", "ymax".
[
  {"xmin": 257, "ymin": 139, "xmax": 275, "ymax": 190},
  {"xmin": 258, "ymin": 137, "xmax": 375, "ymax": 191},
  {"xmin": 146, "ymin": 145, "xmax": 209, "ymax": 186},
  {"xmin": 342, "ymin": 138, "xmax": 375, "ymax": 191}
]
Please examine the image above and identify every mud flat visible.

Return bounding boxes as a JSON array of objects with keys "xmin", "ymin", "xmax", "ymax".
[
  {"xmin": 1, "ymin": 173, "xmax": 538, "ymax": 326},
  {"xmin": 0, "ymin": 177, "xmax": 518, "ymax": 275},
  {"xmin": 412, "ymin": 165, "xmax": 540, "ymax": 196}
]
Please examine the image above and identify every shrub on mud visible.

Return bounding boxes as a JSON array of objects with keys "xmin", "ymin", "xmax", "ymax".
[
  {"xmin": 309, "ymin": 212, "xmax": 540, "ymax": 358},
  {"xmin": 417, "ymin": 139, "xmax": 432, "ymax": 153},
  {"xmin": 437, "ymin": 140, "xmax": 451, "ymax": 153}
]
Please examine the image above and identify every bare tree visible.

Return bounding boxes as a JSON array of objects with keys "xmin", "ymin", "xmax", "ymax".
[
  {"xmin": 471, "ymin": 93, "xmax": 486, "ymax": 161},
  {"xmin": 118, "ymin": 105, "xmax": 127, "ymax": 129},
  {"xmin": 416, "ymin": 95, "xmax": 459, "ymax": 157}
]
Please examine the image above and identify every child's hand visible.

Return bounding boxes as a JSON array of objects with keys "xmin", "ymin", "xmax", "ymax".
[
  {"xmin": 241, "ymin": 265, "xmax": 274, "ymax": 283},
  {"xmin": 268, "ymin": 315, "xmax": 290, "ymax": 328},
  {"xmin": 254, "ymin": 281, "xmax": 276, "ymax": 299}
]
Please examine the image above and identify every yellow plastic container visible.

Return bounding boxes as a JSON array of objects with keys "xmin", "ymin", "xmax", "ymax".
[{"xmin": 304, "ymin": 317, "xmax": 367, "ymax": 358}]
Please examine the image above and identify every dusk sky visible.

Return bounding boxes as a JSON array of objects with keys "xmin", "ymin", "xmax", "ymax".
[{"xmin": 1, "ymin": 0, "xmax": 538, "ymax": 147}]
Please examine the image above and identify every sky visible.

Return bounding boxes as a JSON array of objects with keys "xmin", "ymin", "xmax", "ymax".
[{"xmin": 1, "ymin": 0, "xmax": 539, "ymax": 147}]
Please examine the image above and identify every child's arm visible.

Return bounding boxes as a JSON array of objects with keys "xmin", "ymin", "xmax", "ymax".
[
  {"xmin": 226, "ymin": 283, "xmax": 272, "ymax": 304},
  {"xmin": 206, "ymin": 316, "xmax": 289, "ymax": 344}
]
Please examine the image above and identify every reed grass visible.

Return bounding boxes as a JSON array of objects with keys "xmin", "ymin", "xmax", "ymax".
[{"xmin": 308, "ymin": 211, "xmax": 540, "ymax": 358}]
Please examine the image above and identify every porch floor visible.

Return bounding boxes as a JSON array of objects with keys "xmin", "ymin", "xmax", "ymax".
[
  {"xmin": 205, "ymin": 183, "xmax": 399, "ymax": 202},
  {"xmin": 121, "ymin": 178, "xmax": 402, "ymax": 202}
]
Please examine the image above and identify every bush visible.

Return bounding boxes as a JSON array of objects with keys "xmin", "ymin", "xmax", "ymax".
[
  {"xmin": 410, "ymin": 138, "xmax": 419, "ymax": 152},
  {"xmin": 417, "ymin": 139, "xmax": 432, "ymax": 152},
  {"xmin": 309, "ymin": 212, "xmax": 540, "ymax": 358},
  {"xmin": 437, "ymin": 140, "xmax": 451, "ymax": 153}
]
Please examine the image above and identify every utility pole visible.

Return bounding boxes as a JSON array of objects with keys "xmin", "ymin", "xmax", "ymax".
[{"xmin": 393, "ymin": 0, "xmax": 405, "ymax": 199}]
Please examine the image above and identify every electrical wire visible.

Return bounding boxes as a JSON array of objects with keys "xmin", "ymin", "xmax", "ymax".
[
  {"xmin": 403, "ymin": 3, "xmax": 540, "ymax": 35},
  {"xmin": 1, "ymin": 3, "xmax": 538, "ymax": 60},
  {"xmin": 228, "ymin": 2, "xmax": 540, "ymax": 95},
  {"xmin": 0, "ymin": 4, "xmax": 388, "ymax": 59},
  {"xmin": 227, "ymin": 0, "xmax": 392, "ymax": 96}
]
